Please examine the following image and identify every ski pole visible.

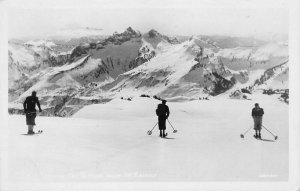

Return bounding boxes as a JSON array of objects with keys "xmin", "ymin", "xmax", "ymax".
[
  {"xmin": 262, "ymin": 125, "xmax": 278, "ymax": 140},
  {"xmin": 167, "ymin": 119, "xmax": 178, "ymax": 133},
  {"xmin": 240, "ymin": 126, "xmax": 253, "ymax": 138},
  {"xmin": 147, "ymin": 122, "xmax": 158, "ymax": 135}
]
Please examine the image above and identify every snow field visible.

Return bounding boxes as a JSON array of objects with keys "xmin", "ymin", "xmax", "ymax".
[{"xmin": 5, "ymin": 93, "xmax": 288, "ymax": 183}]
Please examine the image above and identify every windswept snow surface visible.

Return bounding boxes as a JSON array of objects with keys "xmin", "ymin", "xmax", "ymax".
[{"xmin": 5, "ymin": 94, "xmax": 288, "ymax": 183}]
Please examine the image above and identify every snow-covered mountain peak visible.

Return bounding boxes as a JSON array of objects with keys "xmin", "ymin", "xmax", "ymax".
[
  {"xmin": 189, "ymin": 36, "xmax": 220, "ymax": 52},
  {"xmin": 182, "ymin": 39, "xmax": 202, "ymax": 55},
  {"xmin": 144, "ymin": 29, "xmax": 180, "ymax": 47},
  {"xmin": 137, "ymin": 41, "xmax": 196, "ymax": 71},
  {"xmin": 112, "ymin": 27, "xmax": 141, "ymax": 39},
  {"xmin": 148, "ymin": 29, "xmax": 162, "ymax": 38},
  {"xmin": 123, "ymin": 27, "xmax": 140, "ymax": 36}
]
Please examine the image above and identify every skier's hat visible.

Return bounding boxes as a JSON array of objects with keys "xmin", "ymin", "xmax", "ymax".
[
  {"xmin": 162, "ymin": 100, "xmax": 167, "ymax": 104},
  {"xmin": 255, "ymin": 103, "xmax": 259, "ymax": 106}
]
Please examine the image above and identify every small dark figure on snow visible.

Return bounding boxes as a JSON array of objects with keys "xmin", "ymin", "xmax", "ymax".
[
  {"xmin": 252, "ymin": 103, "xmax": 264, "ymax": 139},
  {"xmin": 156, "ymin": 100, "xmax": 170, "ymax": 137},
  {"xmin": 23, "ymin": 91, "xmax": 42, "ymax": 134}
]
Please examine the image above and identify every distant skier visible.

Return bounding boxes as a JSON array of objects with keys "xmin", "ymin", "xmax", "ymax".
[
  {"xmin": 156, "ymin": 100, "xmax": 170, "ymax": 137},
  {"xmin": 23, "ymin": 91, "xmax": 42, "ymax": 134},
  {"xmin": 252, "ymin": 103, "xmax": 264, "ymax": 139}
]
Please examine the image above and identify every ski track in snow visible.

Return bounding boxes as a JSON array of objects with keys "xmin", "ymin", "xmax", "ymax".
[{"xmin": 4, "ymin": 93, "xmax": 288, "ymax": 184}]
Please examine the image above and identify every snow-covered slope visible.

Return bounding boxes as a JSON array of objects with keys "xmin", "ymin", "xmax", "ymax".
[
  {"xmin": 92, "ymin": 37, "xmax": 290, "ymax": 100},
  {"xmin": 253, "ymin": 60, "xmax": 289, "ymax": 89},
  {"xmin": 96, "ymin": 38, "xmax": 234, "ymax": 100},
  {"xmin": 8, "ymin": 40, "xmax": 67, "ymax": 96},
  {"xmin": 9, "ymin": 55, "xmax": 114, "ymax": 116},
  {"xmin": 5, "ymin": 93, "xmax": 288, "ymax": 185}
]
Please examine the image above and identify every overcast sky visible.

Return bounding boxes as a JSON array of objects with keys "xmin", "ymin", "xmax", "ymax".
[{"xmin": 5, "ymin": 0, "xmax": 289, "ymax": 39}]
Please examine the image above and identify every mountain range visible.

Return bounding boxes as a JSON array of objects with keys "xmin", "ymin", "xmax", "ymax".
[{"xmin": 8, "ymin": 27, "xmax": 289, "ymax": 116}]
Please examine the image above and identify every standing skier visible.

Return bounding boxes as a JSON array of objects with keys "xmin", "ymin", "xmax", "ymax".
[
  {"xmin": 23, "ymin": 91, "xmax": 42, "ymax": 134},
  {"xmin": 156, "ymin": 100, "xmax": 170, "ymax": 137},
  {"xmin": 252, "ymin": 103, "xmax": 264, "ymax": 139}
]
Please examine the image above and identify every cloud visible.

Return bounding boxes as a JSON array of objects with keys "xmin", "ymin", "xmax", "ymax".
[{"xmin": 6, "ymin": 0, "xmax": 288, "ymax": 38}]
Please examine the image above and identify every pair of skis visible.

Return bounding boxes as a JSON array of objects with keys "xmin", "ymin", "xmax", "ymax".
[
  {"xmin": 35, "ymin": 130, "xmax": 43, "ymax": 134},
  {"xmin": 23, "ymin": 130, "xmax": 43, "ymax": 136},
  {"xmin": 159, "ymin": 133, "xmax": 168, "ymax": 138}
]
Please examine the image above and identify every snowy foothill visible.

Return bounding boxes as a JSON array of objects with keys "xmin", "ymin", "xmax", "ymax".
[{"xmin": 4, "ymin": 92, "xmax": 288, "ymax": 185}]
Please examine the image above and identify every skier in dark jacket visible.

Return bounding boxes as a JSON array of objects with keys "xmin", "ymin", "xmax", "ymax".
[
  {"xmin": 23, "ymin": 91, "xmax": 42, "ymax": 134},
  {"xmin": 156, "ymin": 100, "xmax": 170, "ymax": 137},
  {"xmin": 252, "ymin": 103, "xmax": 264, "ymax": 139}
]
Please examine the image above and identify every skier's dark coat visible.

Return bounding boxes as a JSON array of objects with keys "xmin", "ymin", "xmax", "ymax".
[
  {"xmin": 23, "ymin": 96, "xmax": 41, "ymax": 125},
  {"xmin": 252, "ymin": 107, "xmax": 264, "ymax": 130},
  {"xmin": 252, "ymin": 108, "xmax": 264, "ymax": 116},
  {"xmin": 156, "ymin": 104, "xmax": 170, "ymax": 130},
  {"xmin": 25, "ymin": 112, "xmax": 37, "ymax": 126}
]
